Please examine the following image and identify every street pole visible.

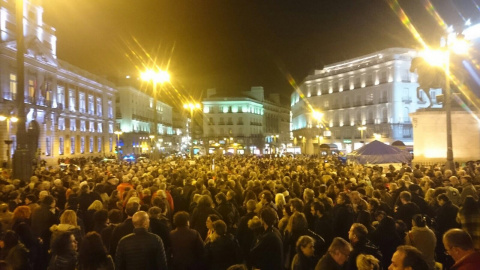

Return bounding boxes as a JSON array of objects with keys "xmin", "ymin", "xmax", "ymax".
[
  {"xmin": 12, "ymin": 0, "xmax": 32, "ymax": 183},
  {"xmin": 189, "ymin": 108, "xmax": 194, "ymax": 158},
  {"xmin": 445, "ymin": 51, "xmax": 455, "ymax": 171}
]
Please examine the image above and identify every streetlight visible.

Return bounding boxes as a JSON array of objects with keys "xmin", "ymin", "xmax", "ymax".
[
  {"xmin": 141, "ymin": 68, "xmax": 170, "ymax": 160},
  {"xmin": 114, "ymin": 131, "xmax": 122, "ymax": 160},
  {"xmin": 420, "ymin": 35, "xmax": 469, "ymax": 171},
  {"xmin": 183, "ymin": 103, "xmax": 201, "ymax": 158},
  {"xmin": 0, "ymin": 115, "xmax": 18, "ymax": 169}
]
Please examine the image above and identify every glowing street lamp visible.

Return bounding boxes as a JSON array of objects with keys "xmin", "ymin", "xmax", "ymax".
[
  {"xmin": 141, "ymin": 68, "xmax": 170, "ymax": 160},
  {"xmin": 420, "ymin": 35, "xmax": 469, "ymax": 171},
  {"xmin": 183, "ymin": 103, "xmax": 201, "ymax": 158}
]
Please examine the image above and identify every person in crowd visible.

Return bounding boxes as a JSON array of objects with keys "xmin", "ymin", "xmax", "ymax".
[
  {"xmin": 215, "ymin": 192, "xmax": 239, "ymax": 235},
  {"xmin": 169, "ymin": 211, "xmax": 205, "ymax": 270},
  {"xmin": 332, "ymin": 192, "xmax": 355, "ymax": 240},
  {"xmin": 236, "ymin": 199, "xmax": 257, "ymax": 263},
  {"xmin": 315, "ymin": 237, "xmax": 352, "ymax": 270},
  {"xmin": 250, "ymin": 207, "xmax": 283, "ymax": 270},
  {"xmin": 291, "ymin": 235, "xmax": 316, "ymax": 270},
  {"xmin": 92, "ymin": 209, "xmax": 108, "ymax": 234},
  {"xmin": 115, "ymin": 211, "xmax": 167, "ymax": 270},
  {"xmin": 311, "ymin": 201, "xmax": 333, "ymax": 247},
  {"xmin": 84, "ymin": 200, "xmax": 104, "ymax": 233},
  {"xmin": 389, "ymin": 245, "xmax": 429, "ymax": 270},
  {"xmin": 443, "ymin": 228, "xmax": 480, "ymax": 270},
  {"xmin": 404, "ymin": 214, "xmax": 436, "ymax": 270},
  {"xmin": 459, "ymin": 176, "xmax": 478, "ymax": 204},
  {"xmin": 78, "ymin": 231, "xmax": 114, "ymax": 270},
  {"xmin": 204, "ymin": 214, "xmax": 221, "ymax": 244},
  {"xmin": 0, "ymin": 230, "xmax": 30, "ymax": 270},
  {"xmin": 31, "ymin": 195, "xmax": 58, "ymax": 270},
  {"xmin": 147, "ymin": 205, "xmax": 172, "ymax": 253},
  {"xmin": 347, "ymin": 223, "xmax": 382, "ymax": 270},
  {"xmin": 435, "ymin": 193, "xmax": 459, "ymax": 268},
  {"xmin": 356, "ymin": 254, "xmax": 379, "ymax": 270},
  {"xmin": 109, "ymin": 200, "xmax": 139, "ymax": 256},
  {"xmin": 50, "ymin": 209, "xmax": 84, "ymax": 249},
  {"xmin": 48, "ymin": 232, "xmax": 78, "ymax": 270},
  {"xmin": 204, "ymin": 220, "xmax": 242, "ymax": 270},
  {"xmin": 395, "ymin": 191, "xmax": 421, "ymax": 230},
  {"xmin": 456, "ymin": 195, "xmax": 480, "ymax": 250},
  {"xmin": 100, "ymin": 209, "xmax": 122, "ymax": 252},
  {"xmin": 190, "ymin": 195, "xmax": 221, "ymax": 240}
]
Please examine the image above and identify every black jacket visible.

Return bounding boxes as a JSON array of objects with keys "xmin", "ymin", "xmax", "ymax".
[
  {"xmin": 250, "ymin": 226, "xmax": 283, "ymax": 270},
  {"xmin": 332, "ymin": 203, "xmax": 354, "ymax": 240},
  {"xmin": 115, "ymin": 227, "xmax": 167, "ymax": 270},
  {"xmin": 204, "ymin": 234, "xmax": 242, "ymax": 270},
  {"xmin": 109, "ymin": 218, "xmax": 133, "ymax": 256},
  {"xmin": 346, "ymin": 239, "xmax": 383, "ymax": 270}
]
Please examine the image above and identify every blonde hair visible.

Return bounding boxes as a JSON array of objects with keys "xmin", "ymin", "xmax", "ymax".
[
  {"xmin": 87, "ymin": 200, "xmax": 104, "ymax": 211},
  {"xmin": 60, "ymin": 210, "xmax": 78, "ymax": 226},
  {"xmin": 356, "ymin": 254, "xmax": 380, "ymax": 270}
]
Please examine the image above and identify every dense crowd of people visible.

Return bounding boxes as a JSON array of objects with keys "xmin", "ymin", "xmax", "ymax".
[{"xmin": 0, "ymin": 154, "xmax": 479, "ymax": 270}]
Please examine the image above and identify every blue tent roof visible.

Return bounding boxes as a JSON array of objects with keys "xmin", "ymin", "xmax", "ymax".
[{"xmin": 347, "ymin": 140, "xmax": 411, "ymax": 164}]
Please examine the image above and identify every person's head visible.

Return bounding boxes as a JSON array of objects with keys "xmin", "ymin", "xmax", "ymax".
[
  {"xmin": 93, "ymin": 209, "xmax": 108, "ymax": 225},
  {"xmin": 443, "ymin": 228, "xmax": 475, "ymax": 262},
  {"xmin": 2, "ymin": 230, "xmax": 19, "ymax": 250},
  {"xmin": 259, "ymin": 190, "xmax": 273, "ymax": 204},
  {"xmin": 303, "ymin": 188, "xmax": 314, "ymax": 202},
  {"xmin": 12, "ymin": 206, "xmax": 31, "ymax": 221},
  {"xmin": 246, "ymin": 199, "xmax": 256, "ymax": 213},
  {"xmin": 198, "ymin": 195, "xmax": 214, "ymax": 208},
  {"xmin": 132, "ymin": 211, "xmax": 149, "ymax": 229},
  {"xmin": 78, "ymin": 232, "xmax": 108, "ymax": 267},
  {"xmin": 460, "ymin": 175, "xmax": 472, "ymax": 185},
  {"xmin": 289, "ymin": 198, "xmax": 304, "ymax": 213},
  {"xmin": 51, "ymin": 232, "xmax": 78, "ymax": 255},
  {"xmin": 173, "ymin": 211, "xmax": 190, "ymax": 227},
  {"xmin": 206, "ymin": 214, "xmax": 220, "ymax": 230},
  {"xmin": 436, "ymin": 193, "xmax": 449, "ymax": 206},
  {"xmin": 87, "ymin": 200, "xmax": 103, "ymax": 211},
  {"xmin": 60, "ymin": 210, "xmax": 78, "ymax": 226},
  {"xmin": 42, "ymin": 195, "xmax": 55, "ymax": 208},
  {"xmin": 328, "ymin": 237, "xmax": 352, "ymax": 266},
  {"xmin": 311, "ymin": 201, "xmax": 326, "ymax": 217},
  {"xmin": 212, "ymin": 220, "xmax": 227, "ymax": 236},
  {"xmin": 389, "ymin": 245, "xmax": 429, "ymax": 270},
  {"xmin": 399, "ymin": 191, "xmax": 411, "ymax": 204},
  {"xmin": 337, "ymin": 192, "xmax": 351, "ymax": 205},
  {"xmin": 259, "ymin": 207, "xmax": 276, "ymax": 228},
  {"xmin": 412, "ymin": 214, "xmax": 426, "ymax": 228},
  {"xmin": 125, "ymin": 201, "xmax": 140, "ymax": 217},
  {"xmin": 349, "ymin": 223, "xmax": 368, "ymax": 244},
  {"xmin": 296, "ymin": 235, "xmax": 315, "ymax": 258},
  {"xmin": 108, "ymin": 209, "xmax": 123, "ymax": 224},
  {"xmin": 275, "ymin": 193, "xmax": 286, "ymax": 207},
  {"xmin": 215, "ymin": 192, "xmax": 227, "ymax": 205},
  {"xmin": 286, "ymin": 212, "xmax": 308, "ymax": 233},
  {"xmin": 356, "ymin": 254, "xmax": 380, "ymax": 270}
]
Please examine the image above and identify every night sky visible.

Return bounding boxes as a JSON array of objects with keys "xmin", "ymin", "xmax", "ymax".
[{"xmin": 42, "ymin": 0, "xmax": 474, "ymax": 103}]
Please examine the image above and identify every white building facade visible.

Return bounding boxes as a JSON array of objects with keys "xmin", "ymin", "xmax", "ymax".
[
  {"xmin": 202, "ymin": 87, "xmax": 290, "ymax": 155},
  {"xmin": 0, "ymin": 0, "xmax": 117, "ymax": 165},
  {"xmin": 292, "ymin": 48, "xmax": 437, "ymax": 154},
  {"xmin": 116, "ymin": 84, "xmax": 175, "ymax": 156}
]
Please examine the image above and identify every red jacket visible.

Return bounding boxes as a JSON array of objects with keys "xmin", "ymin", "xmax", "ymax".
[{"xmin": 452, "ymin": 251, "xmax": 480, "ymax": 270}]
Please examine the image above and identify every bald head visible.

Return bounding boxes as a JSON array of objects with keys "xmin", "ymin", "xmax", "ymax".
[{"xmin": 132, "ymin": 211, "xmax": 150, "ymax": 229}]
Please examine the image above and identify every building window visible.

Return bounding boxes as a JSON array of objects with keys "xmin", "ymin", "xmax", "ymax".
[
  {"xmin": 89, "ymin": 137, "xmax": 94, "ymax": 153},
  {"xmin": 5, "ymin": 74, "xmax": 17, "ymax": 100},
  {"xmin": 107, "ymin": 100, "xmax": 113, "ymax": 118},
  {"xmin": 69, "ymin": 89, "xmax": 76, "ymax": 111},
  {"xmin": 58, "ymin": 117, "xmax": 65, "ymax": 130},
  {"xmin": 80, "ymin": 137, "xmax": 85, "ymax": 154},
  {"xmin": 79, "ymin": 92, "xmax": 86, "ymax": 113},
  {"xmin": 46, "ymin": 137, "xmax": 51, "ymax": 156},
  {"xmin": 27, "ymin": 79, "xmax": 35, "ymax": 103},
  {"xmin": 96, "ymin": 97, "xmax": 102, "ymax": 116},
  {"xmin": 97, "ymin": 137, "xmax": 102, "ymax": 152},
  {"xmin": 70, "ymin": 137, "xmax": 75, "ymax": 154},
  {"xmin": 97, "ymin": 122, "xmax": 103, "ymax": 133},
  {"xmin": 59, "ymin": 137, "xmax": 64, "ymax": 155},
  {"xmin": 57, "ymin": 85, "xmax": 65, "ymax": 108},
  {"xmin": 70, "ymin": 119, "xmax": 76, "ymax": 131},
  {"xmin": 366, "ymin": 93, "xmax": 374, "ymax": 105},
  {"xmin": 88, "ymin": 95, "xmax": 94, "ymax": 115},
  {"xmin": 108, "ymin": 123, "xmax": 114, "ymax": 133},
  {"xmin": 80, "ymin": 120, "xmax": 86, "ymax": 132},
  {"xmin": 89, "ymin": 121, "xmax": 95, "ymax": 132},
  {"xmin": 109, "ymin": 137, "xmax": 113, "ymax": 152}
]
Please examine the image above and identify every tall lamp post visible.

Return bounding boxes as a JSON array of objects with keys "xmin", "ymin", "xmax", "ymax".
[
  {"xmin": 183, "ymin": 103, "xmax": 201, "ymax": 158},
  {"xmin": 141, "ymin": 69, "xmax": 170, "ymax": 160},
  {"xmin": 421, "ymin": 36, "xmax": 469, "ymax": 171},
  {"xmin": 114, "ymin": 131, "xmax": 122, "ymax": 160},
  {"xmin": 313, "ymin": 110, "xmax": 324, "ymax": 154},
  {"xmin": 12, "ymin": 0, "xmax": 32, "ymax": 183}
]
